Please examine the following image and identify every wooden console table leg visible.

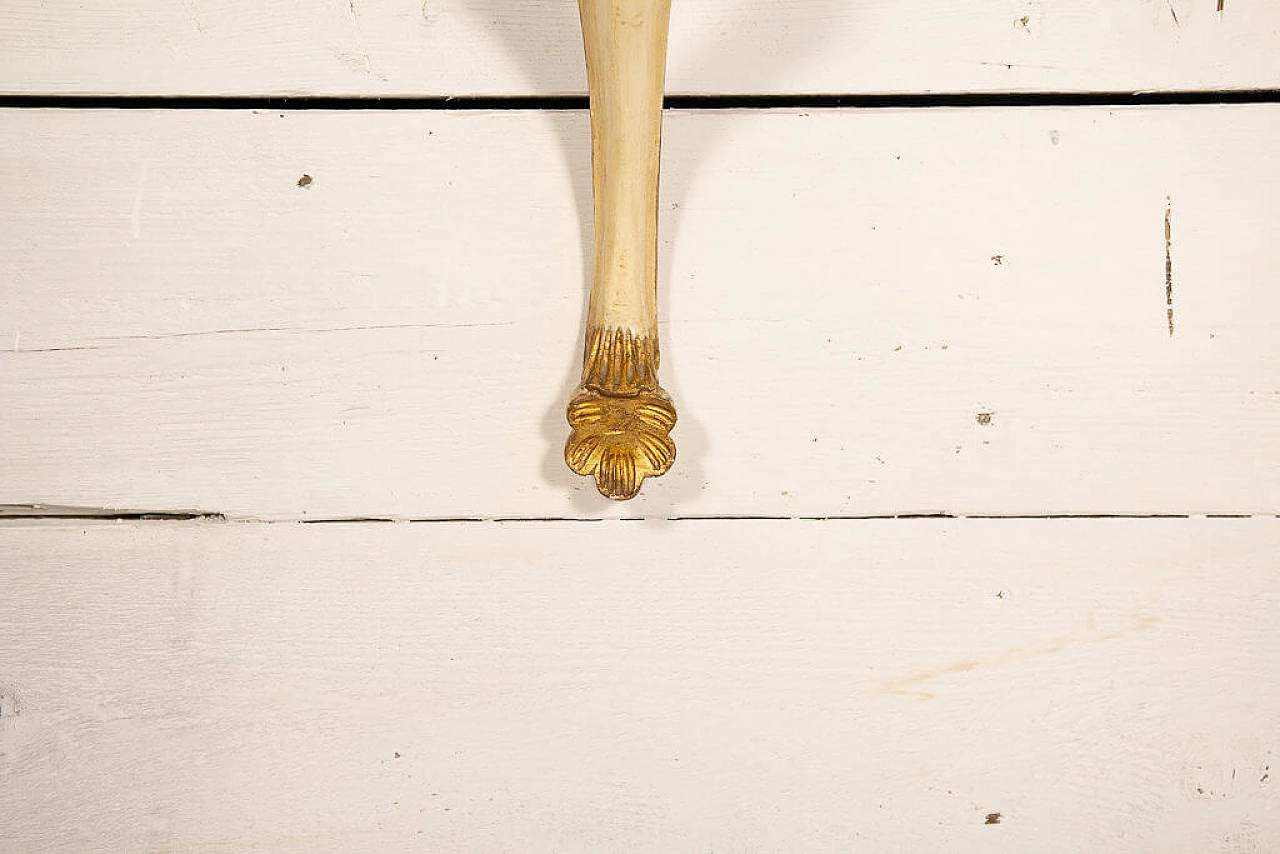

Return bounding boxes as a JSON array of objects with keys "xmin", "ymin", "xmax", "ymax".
[{"xmin": 565, "ymin": 0, "xmax": 678, "ymax": 501}]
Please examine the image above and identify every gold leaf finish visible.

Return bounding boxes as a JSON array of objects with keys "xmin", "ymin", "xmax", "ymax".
[
  {"xmin": 565, "ymin": 383, "xmax": 676, "ymax": 501},
  {"xmin": 582, "ymin": 328, "xmax": 660, "ymax": 396}
]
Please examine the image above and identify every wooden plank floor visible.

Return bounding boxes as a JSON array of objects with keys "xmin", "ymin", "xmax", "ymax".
[
  {"xmin": 3, "ymin": 3, "xmax": 1278, "ymax": 851},
  {"xmin": 2, "ymin": 519, "xmax": 1277, "ymax": 852}
]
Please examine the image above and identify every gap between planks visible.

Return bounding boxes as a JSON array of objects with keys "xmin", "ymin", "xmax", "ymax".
[
  {"xmin": 0, "ymin": 506, "xmax": 1274, "ymax": 524},
  {"xmin": 2, "ymin": 90, "xmax": 1280, "ymax": 111}
]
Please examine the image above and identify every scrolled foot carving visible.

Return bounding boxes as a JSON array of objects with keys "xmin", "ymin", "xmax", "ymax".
[{"xmin": 565, "ymin": 385, "xmax": 676, "ymax": 501}]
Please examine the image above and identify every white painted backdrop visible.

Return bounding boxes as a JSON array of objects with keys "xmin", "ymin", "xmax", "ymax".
[{"xmin": 1, "ymin": 2, "xmax": 1278, "ymax": 852}]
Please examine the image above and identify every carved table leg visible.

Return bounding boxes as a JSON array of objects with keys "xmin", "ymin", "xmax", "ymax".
[{"xmin": 565, "ymin": 0, "xmax": 677, "ymax": 501}]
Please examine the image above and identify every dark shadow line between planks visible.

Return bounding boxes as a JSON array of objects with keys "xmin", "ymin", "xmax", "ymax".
[
  {"xmin": 2, "ymin": 506, "xmax": 1275, "ymax": 524},
  {"xmin": 1, "ymin": 90, "xmax": 1279, "ymax": 111}
]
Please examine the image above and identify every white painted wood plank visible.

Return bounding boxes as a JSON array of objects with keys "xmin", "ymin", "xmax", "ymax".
[
  {"xmin": 0, "ymin": 518, "xmax": 1276, "ymax": 851},
  {"xmin": 1, "ymin": 0, "xmax": 1277, "ymax": 97},
  {"xmin": 2, "ymin": 106, "xmax": 1277, "ymax": 518}
]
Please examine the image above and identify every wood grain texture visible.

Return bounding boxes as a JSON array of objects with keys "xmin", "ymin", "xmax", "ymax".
[
  {"xmin": 1, "ymin": 0, "xmax": 1277, "ymax": 97},
  {"xmin": 0, "ymin": 518, "xmax": 1276, "ymax": 852},
  {"xmin": 3, "ymin": 107, "xmax": 1278, "ymax": 519}
]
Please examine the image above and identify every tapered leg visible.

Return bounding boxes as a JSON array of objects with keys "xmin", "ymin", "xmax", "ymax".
[{"xmin": 565, "ymin": 0, "xmax": 677, "ymax": 501}]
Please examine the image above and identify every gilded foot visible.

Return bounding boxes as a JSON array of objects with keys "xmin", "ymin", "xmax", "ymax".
[{"xmin": 565, "ymin": 386, "xmax": 676, "ymax": 500}]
